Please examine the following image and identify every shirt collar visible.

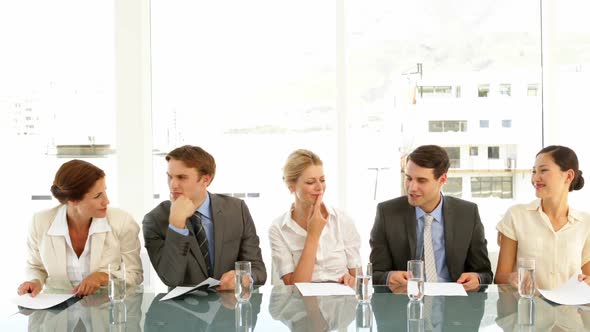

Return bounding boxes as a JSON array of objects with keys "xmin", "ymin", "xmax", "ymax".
[
  {"xmin": 415, "ymin": 193, "xmax": 444, "ymax": 223},
  {"xmin": 527, "ymin": 199, "xmax": 582, "ymax": 224},
  {"xmin": 47, "ymin": 204, "xmax": 112, "ymax": 236},
  {"xmin": 196, "ymin": 192, "xmax": 212, "ymax": 219}
]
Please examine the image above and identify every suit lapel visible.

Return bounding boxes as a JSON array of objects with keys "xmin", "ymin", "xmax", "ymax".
[
  {"xmin": 211, "ymin": 194, "xmax": 225, "ymax": 277},
  {"xmin": 49, "ymin": 235, "xmax": 68, "ymax": 282},
  {"xmin": 443, "ymin": 197, "xmax": 455, "ymax": 277},
  {"xmin": 405, "ymin": 201, "xmax": 418, "ymax": 260},
  {"xmin": 89, "ymin": 233, "xmax": 106, "ymax": 272}
]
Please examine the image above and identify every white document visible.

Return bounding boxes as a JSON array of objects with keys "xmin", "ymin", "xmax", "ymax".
[
  {"xmin": 160, "ymin": 277, "xmax": 220, "ymax": 301},
  {"xmin": 12, "ymin": 293, "xmax": 75, "ymax": 310},
  {"xmin": 295, "ymin": 283, "xmax": 355, "ymax": 296},
  {"xmin": 539, "ymin": 275, "xmax": 590, "ymax": 305},
  {"xmin": 424, "ymin": 282, "xmax": 468, "ymax": 296}
]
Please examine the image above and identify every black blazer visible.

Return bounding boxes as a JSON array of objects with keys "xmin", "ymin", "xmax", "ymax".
[{"xmin": 369, "ymin": 195, "xmax": 493, "ymax": 285}]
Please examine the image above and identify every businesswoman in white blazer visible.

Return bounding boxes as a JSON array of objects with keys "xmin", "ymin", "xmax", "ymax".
[{"xmin": 17, "ymin": 160, "xmax": 143, "ymax": 297}]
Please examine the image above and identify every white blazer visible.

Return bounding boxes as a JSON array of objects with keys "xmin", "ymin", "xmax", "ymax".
[{"xmin": 25, "ymin": 205, "xmax": 143, "ymax": 290}]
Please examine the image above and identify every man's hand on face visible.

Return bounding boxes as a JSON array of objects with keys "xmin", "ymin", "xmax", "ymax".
[{"xmin": 169, "ymin": 194, "xmax": 197, "ymax": 229}]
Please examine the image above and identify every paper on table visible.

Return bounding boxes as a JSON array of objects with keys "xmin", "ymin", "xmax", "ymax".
[
  {"xmin": 424, "ymin": 282, "xmax": 468, "ymax": 296},
  {"xmin": 539, "ymin": 275, "xmax": 590, "ymax": 305},
  {"xmin": 295, "ymin": 283, "xmax": 355, "ymax": 296},
  {"xmin": 12, "ymin": 293, "xmax": 75, "ymax": 310},
  {"xmin": 160, "ymin": 277, "xmax": 220, "ymax": 301}
]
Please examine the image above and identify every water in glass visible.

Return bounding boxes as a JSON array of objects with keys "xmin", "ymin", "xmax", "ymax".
[{"xmin": 355, "ymin": 275, "xmax": 372, "ymax": 303}]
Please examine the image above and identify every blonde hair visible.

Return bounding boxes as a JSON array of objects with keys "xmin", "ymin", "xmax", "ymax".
[{"xmin": 283, "ymin": 149, "xmax": 323, "ymax": 185}]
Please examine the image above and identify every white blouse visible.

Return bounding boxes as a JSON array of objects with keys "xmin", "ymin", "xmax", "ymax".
[
  {"xmin": 269, "ymin": 205, "xmax": 361, "ymax": 282},
  {"xmin": 46, "ymin": 205, "xmax": 112, "ymax": 284},
  {"xmin": 497, "ymin": 199, "xmax": 590, "ymax": 289}
]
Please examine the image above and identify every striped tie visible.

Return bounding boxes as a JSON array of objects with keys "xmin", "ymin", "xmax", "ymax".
[
  {"xmin": 423, "ymin": 214, "xmax": 438, "ymax": 282},
  {"xmin": 190, "ymin": 212, "xmax": 212, "ymax": 277}
]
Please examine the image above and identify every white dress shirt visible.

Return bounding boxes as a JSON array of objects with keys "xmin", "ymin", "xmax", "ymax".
[
  {"xmin": 497, "ymin": 199, "xmax": 590, "ymax": 289},
  {"xmin": 269, "ymin": 205, "xmax": 361, "ymax": 282},
  {"xmin": 46, "ymin": 205, "xmax": 112, "ymax": 285}
]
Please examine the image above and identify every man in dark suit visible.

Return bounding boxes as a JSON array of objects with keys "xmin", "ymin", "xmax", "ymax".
[
  {"xmin": 370, "ymin": 145, "xmax": 492, "ymax": 290},
  {"xmin": 143, "ymin": 145, "xmax": 266, "ymax": 288}
]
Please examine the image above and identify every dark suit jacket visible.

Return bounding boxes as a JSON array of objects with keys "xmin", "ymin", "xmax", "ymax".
[
  {"xmin": 143, "ymin": 193, "xmax": 267, "ymax": 287},
  {"xmin": 369, "ymin": 195, "xmax": 492, "ymax": 285}
]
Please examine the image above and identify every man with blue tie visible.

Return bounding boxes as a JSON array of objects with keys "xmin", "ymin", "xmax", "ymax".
[
  {"xmin": 370, "ymin": 145, "xmax": 492, "ymax": 290},
  {"xmin": 143, "ymin": 145, "xmax": 267, "ymax": 288}
]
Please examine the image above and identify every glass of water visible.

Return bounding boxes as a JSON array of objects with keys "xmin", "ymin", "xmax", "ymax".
[
  {"xmin": 355, "ymin": 263, "xmax": 373, "ymax": 303},
  {"xmin": 108, "ymin": 262, "xmax": 126, "ymax": 303},
  {"xmin": 518, "ymin": 257, "xmax": 535, "ymax": 298},
  {"xmin": 235, "ymin": 261, "xmax": 253, "ymax": 302},
  {"xmin": 407, "ymin": 260, "xmax": 425, "ymax": 301}
]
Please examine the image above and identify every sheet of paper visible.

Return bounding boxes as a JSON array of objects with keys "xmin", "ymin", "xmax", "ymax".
[
  {"xmin": 295, "ymin": 283, "xmax": 355, "ymax": 296},
  {"xmin": 160, "ymin": 277, "xmax": 220, "ymax": 301},
  {"xmin": 539, "ymin": 275, "xmax": 590, "ymax": 305},
  {"xmin": 424, "ymin": 282, "xmax": 468, "ymax": 296},
  {"xmin": 12, "ymin": 293, "xmax": 75, "ymax": 310}
]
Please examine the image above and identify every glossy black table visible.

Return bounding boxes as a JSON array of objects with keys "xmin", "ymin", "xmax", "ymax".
[{"xmin": 3, "ymin": 284, "xmax": 590, "ymax": 331}]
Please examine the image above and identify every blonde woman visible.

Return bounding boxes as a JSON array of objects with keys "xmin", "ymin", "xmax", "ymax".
[{"xmin": 269, "ymin": 149, "xmax": 361, "ymax": 286}]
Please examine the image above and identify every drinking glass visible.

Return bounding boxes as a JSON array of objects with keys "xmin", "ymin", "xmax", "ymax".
[
  {"xmin": 355, "ymin": 263, "xmax": 373, "ymax": 303},
  {"xmin": 108, "ymin": 262, "xmax": 126, "ymax": 303},
  {"xmin": 518, "ymin": 258, "xmax": 535, "ymax": 298},
  {"xmin": 235, "ymin": 261, "xmax": 253, "ymax": 302},
  {"xmin": 407, "ymin": 260, "xmax": 425, "ymax": 301}
]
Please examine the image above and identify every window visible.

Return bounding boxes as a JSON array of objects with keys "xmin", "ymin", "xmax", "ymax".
[
  {"xmin": 428, "ymin": 120, "xmax": 467, "ymax": 132},
  {"xmin": 445, "ymin": 147, "xmax": 460, "ymax": 168},
  {"xmin": 499, "ymin": 84, "xmax": 512, "ymax": 96},
  {"xmin": 0, "ymin": 0, "xmax": 117, "ymax": 297},
  {"xmin": 444, "ymin": 177, "xmax": 463, "ymax": 198},
  {"xmin": 527, "ymin": 83, "xmax": 539, "ymax": 96},
  {"xmin": 418, "ymin": 85, "xmax": 452, "ymax": 98},
  {"xmin": 488, "ymin": 146, "xmax": 500, "ymax": 159},
  {"xmin": 480, "ymin": 120, "xmax": 490, "ymax": 128},
  {"xmin": 502, "ymin": 119, "xmax": 512, "ymax": 128},
  {"xmin": 470, "ymin": 146, "xmax": 479, "ymax": 156},
  {"xmin": 478, "ymin": 84, "xmax": 490, "ymax": 97},
  {"xmin": 471, "ymin": 176, "xmax": 513, "ymax": 198}
]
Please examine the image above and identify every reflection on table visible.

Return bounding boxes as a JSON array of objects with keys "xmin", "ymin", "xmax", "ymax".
[
  {"xmin": 371, "ymin": 285, "xmax": 487, "ymax": 331},
  {"xmin": 145, "ymin": 290, "xmax": 262, "ymax": 331},
  {"xmin": 495, "ymin": 285, "xmax": 590, "ymax": 331},
  {"xmin": 269, "ymin": 285, "xmax": 357, "ymax": 331},
  {"xmin": 6, "ymin": 284, "xmax": 590, "ymax": 331},
  {"xmin": 21, "ymin": 289, "xmax": 143, "ymax": 332}
]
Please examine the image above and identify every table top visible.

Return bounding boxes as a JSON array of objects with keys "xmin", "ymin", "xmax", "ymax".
[{"xmin": 3, "ymin": 284, "xmax": 590, "ymax": 331}]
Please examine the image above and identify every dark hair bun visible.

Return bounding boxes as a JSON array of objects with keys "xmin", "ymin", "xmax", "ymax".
[
  {"xmin": 573, "ymin": 170, "xmax": 585, "ymax": 191},
  {"xmin": 50, "ymin": 184, "xmax": 67, "ymax": 204}
]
